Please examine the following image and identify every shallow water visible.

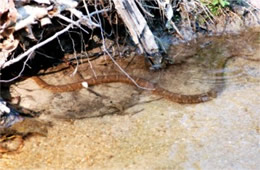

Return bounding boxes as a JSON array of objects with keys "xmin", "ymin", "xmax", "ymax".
[
  {"xmin": 1, "ymin": 28, "xmax": 260, "ymax": 169},
  {"xmin": 166, "ymin": 29, "xmax": 260, "ymax": 94}
]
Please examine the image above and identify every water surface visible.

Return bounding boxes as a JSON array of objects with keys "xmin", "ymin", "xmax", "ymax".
[{"xmin": 1, "ymin": 28, "xmax": 260, "ymax": 169}]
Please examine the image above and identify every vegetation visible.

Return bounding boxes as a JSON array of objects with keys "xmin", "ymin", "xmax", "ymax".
[{"xmin": 201, "ymin": 0, "xmax": 230, "ymax": 15}]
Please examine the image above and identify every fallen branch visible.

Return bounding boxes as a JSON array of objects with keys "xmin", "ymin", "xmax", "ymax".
[
  {"xmin": 112, "ymin": 0, "xmax": 159, "ymax": 55},
  {"xmin": 0, "ymin": 21, "xmax": 76, "ymax": 71}
]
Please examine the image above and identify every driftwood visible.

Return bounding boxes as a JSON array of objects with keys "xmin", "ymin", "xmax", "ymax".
[
  {"xmin": 0, "ymin": 0, "xmax": 164, "ymax": 71},
  {"xmin": 0, "ymin": 0, "xmax": 89, "ymax": 70},
  {"xmin": 112, "ymin": 0, "xmax": 159, "ymax": 55}
]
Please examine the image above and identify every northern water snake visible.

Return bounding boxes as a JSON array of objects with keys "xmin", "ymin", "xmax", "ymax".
[
  {"xmin": 31, "ymin": 52, "xmax": 243, "ymax": 104},
  {"xmin": 31, "ymin": 69, "xmax": 223, "ymax": 104},
  {"xmin": 31, "ymin": 53, "xmax": 260, "ymax": 104},
  {"xmin": 31, "ymin": 52, "xmax": 241, "ymax": 104}
]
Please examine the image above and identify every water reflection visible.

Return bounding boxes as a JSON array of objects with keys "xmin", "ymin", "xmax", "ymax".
[{"xmin": 166, "ymin": 28, "xmax": 260, "ymax": 93}]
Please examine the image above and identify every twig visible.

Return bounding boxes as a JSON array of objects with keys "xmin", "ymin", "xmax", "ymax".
[
  {"xmin": 56, "ymin": 36, "xmax": 65, "ymax": 52},
  {"xmin": 67, "ymin": 31, "xmax": 79, "ymax": 77},
  {"xmin": 0, "ymin": 53, "xmax": 33, "ymax": 83},
  {"xmin": 135, "ymin": 0, "xmax": 155, "ymax": 17},
  {"xmin": 94, "ymin": 0, "xmax": 154, "ymax": 91},
  {"xmin": 86, "ymin": 52, "xmax": 97, "ymax": 78},
  {"xmin": 35, "ymin": 51, "xmax": 55, "ymax": 59},
  {"xmin": 56, "ymin": 14, "xmax": 90, "ymax": 34},
  {"xmin": 0, "ymin": 21, "xmax": 78, "ymax": 70},
  {"xmin": 195, "ymin": 0, "xmax": 215, "ymax": 23}
]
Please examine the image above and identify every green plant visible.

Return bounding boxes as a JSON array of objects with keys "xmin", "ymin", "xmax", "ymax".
[
  {"xmin": 201, "ymin": 0, "xmax": 230, "ymax": 15},
  {"xmin": 212, "ymin": 0, "xmax": 230, "ymax": 7}
]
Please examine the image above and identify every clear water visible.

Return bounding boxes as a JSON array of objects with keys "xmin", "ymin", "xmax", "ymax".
[{"xmin": 1, "ymin": 28, "xmax": 260, "ymax": 169}]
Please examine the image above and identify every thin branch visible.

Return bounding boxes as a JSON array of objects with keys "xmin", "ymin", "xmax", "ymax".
[
  {"xmin": 135, "ymin": 0, "xmax": 155, "ymax": 17},
  {"xmin": 94, "ymin": 0, "xmax": 154, "ymax": 91},
  {"xmin": 68, "ymin": 31, "xmax": 79, "ymax": 77},
  {"xmin": 56, "ymin": 14, "xmax": 90, "ymax": 34},
  {"xmin": 0, "ymin": 52, "xmax": 33, "ymax": 83},
  {"xmin": 0, "ymin": 21, "xmax": 78, "ymax": 70}
]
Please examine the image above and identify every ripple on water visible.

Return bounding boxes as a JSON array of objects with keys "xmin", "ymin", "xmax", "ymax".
[{"xmin": 187, "ymin": 60, "xmax": 260, "ymax": 88}]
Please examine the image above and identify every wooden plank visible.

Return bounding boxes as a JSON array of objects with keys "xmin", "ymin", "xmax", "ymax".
[{"xmin": 113, "ymin": 0, "xmax": 159, "ymax": 55}]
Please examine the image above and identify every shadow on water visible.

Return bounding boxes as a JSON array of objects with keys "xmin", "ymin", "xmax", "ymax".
[{"xmin": 164, "ymin": 28, "xmax": 260, "ymax": 97}]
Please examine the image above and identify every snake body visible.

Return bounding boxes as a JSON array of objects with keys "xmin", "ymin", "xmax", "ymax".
[
  {"xmin": 31, "ymin": 53, "xmax": 236, "ymax": 104},
  {"xmin": 31, "ymin": 52, "xmax": 240, "ymax": 104},
  {"xmin": 31, "ymin": 74, "xmax": 220, "ymax": 104}
]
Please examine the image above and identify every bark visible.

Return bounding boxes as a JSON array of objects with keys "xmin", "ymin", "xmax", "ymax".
[{"xmin": 112, "ymin": 0, "xmax": 159, "ymax": 55}]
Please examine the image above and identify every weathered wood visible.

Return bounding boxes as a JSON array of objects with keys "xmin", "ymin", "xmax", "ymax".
[{"xmin": 112, "ymin": 0, "xmax": 159, "ymax": 55}]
